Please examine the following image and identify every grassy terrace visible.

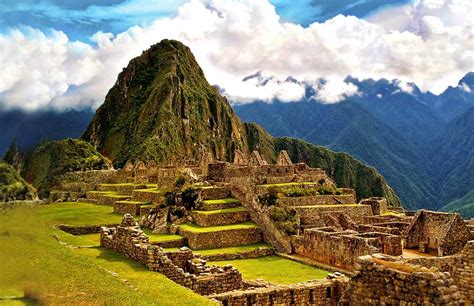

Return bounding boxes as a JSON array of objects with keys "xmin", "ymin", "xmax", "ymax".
[
  {"xmin": 0, "ymin": 208, "xmax": 212, "ymax": 305},
  {"xmin": 115, "ymin": 200, "xmax": 150, "ymax": 205},
  {"xmin": 142, "ymin": 229, "xmax": 184, "ymax": 242},
  {"xmin": 179, "ymin": 221, "xmax": 258, "ymax": 233},
  {"xmin": 210, "ymin": 256, "xmax": 330, "ymax": 284},
  {"xmin": 195, "ymin": 243, "xmax": 271, "ymax": 256},
  {"xmin": 202, "ymin": 198, "xmax": 240, "ymax": 205},
  {"xmin": 193, "ymin": 207, "xmax": 247, "ymax": 215},
  {"xmin": 134, "ymin": 188, "xmax": 161, "ymax": 193},
  {"xmin": 38, "ymin": 202, "xmax": 124, "ymax": 227}
]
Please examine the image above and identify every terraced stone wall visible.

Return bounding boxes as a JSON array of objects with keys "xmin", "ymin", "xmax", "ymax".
[
  {"xmin": 292, "ymin": 228, "xmax": 402, "ymax": 271},
  {"xmin": 181, "ymin": 227, "xmax": 263, "ymax": 250},
  {"xmin": 295, "ymin": 204, "xmax": 373, "ymax": 227},
  {"xmin": 192, "ymin": 210, "xmax": 249, "ymax": 227},
  {"xmin": 57, "ymin": 170, "xmax": 126, "ymax": 193},
  {"xmin": 209, "ymin": 277, "xmax": 349, "ymax": 305},
  {"xmin": 278, "ymin": 194, "xmax": 356, "ymax": 207},
  {"xmin": 100, "ymin": 215, "xmax": 243, "ymax": 295},
  {"xmin": 207, "ymin": 162, "xmax": 330, "ymax": 185},
  {"xmin": 340, "ymin": 241, "xmax": 474, "ymax": 304}
]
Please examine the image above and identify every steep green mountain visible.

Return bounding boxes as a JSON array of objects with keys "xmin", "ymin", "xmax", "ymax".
[
  {"xmin": 430, "ymin": 107, "xmax": 474, "ymax": 208},
  {"xmin": 82, "ymin": 39, "xmax": 401, "ymax": 207},
  {"xmin": 82, "ymin": 40, "xmax": 249, "ymax": 167},
  {"xmin": 0, "ymin": 161, "xmax": 37, "ymax": 201},
  {"xmin": 10, "ymin": 139, "xmax": 112, "ymax": 198},
  {"xmin": 441, "ymin": 189, "xmax": 474, "ymax": 219},
  {"xmin": 244, "ymin": 123, "xmax": 400, "ymax": 207},
  {"xmin": 236, "ymin": 101, "xmax": 431, "ymax": 209}
]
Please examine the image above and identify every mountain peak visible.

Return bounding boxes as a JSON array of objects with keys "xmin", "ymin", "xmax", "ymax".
[{"xmin": 83, "ymin": 39, "xmax": 250, "ymax": 167}]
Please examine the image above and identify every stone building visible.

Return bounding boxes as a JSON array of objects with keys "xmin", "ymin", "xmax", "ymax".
[{"xmin": 405, "ymin": 210, "xmax": 471, "ymax": 256}]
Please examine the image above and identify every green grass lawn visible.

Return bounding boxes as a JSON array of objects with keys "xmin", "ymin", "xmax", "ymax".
[
  {"xmin": 38, "ymin": 202, "xmax": 124, "ymax": 227},
  {"xmin": 195, "ymin": 243, "xmax": 271, "ymax": 256},
  {"xmin": 202, "ymin": 198, "xmax": 240, "ymax": 205},
  {"xmin": 210, "ymin": 256, "xmax": 330, "ymax": 284},
  {"xmin": 0, "ymin": 208, "xmax": 213, "ymax": 305},
  {"xmin": 193, "ymin": 207, "xmax": 247, "ymax": 215},
  {"xmin": 142, "ymin": 229, "xmax": 184, "ymax": 242},
  {"xmin": 179, "ymin": 221, "xmax": 258, "ymax": 233}
]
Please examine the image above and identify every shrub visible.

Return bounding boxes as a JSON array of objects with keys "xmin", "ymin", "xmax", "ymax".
[
  {"xmin": 269, "ymin": 206, "xmax": 299, "ymax": 235},
  {"xmin": 164, "ymin": 191, "xmax": 176, "ymax": 206},
  {"xmin": 174, "ymin": 177, "xmax": 186, "ymax": 189},
  {"xmin": 181, "ymin": 187, "xmax": 197, "ymax": 210},
  {"xmin": 258, "ymin": 187, "xmax": 279, "ymax": 206}
]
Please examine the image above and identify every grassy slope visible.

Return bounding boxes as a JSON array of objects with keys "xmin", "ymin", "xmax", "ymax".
[
  {"xmin": 0, "ymin": 208, "xmax": 213, "ymax": 305},
  {"xmin": 210, "ymin": 256, "xmax": 329, "ymax": 284},
  {"xmin": 38, "ymin": 202, "xmax": 125, "ymax": 226},
  {"xmin": 196, "ymin": 243, "xmax": 271, "ymax": 256}
]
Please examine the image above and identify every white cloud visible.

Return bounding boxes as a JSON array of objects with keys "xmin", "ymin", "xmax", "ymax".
[
  {"xmin": 0, "ymin": 0, "xmax": 473, "ymax": 111},
  {"xmin": 313, "ymin": 79, "xmax": 360, "ymax": 104},
  {"xmin": 459, "ymin": 82, "xmax": 471, "ymax": 93}
]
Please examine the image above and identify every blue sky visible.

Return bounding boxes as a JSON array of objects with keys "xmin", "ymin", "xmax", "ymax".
[{"xmin": 0, "ymin": 0, "xmax": 411, "ymax": 42}]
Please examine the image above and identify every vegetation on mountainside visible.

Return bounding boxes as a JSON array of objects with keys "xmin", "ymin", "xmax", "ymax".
[
  {"xmin": 0, "ymin": 161, "xmax": 37, "ymax": 202},
  {"xmin": 0, "ymin": 207, "xmax": 213, "ymax": 305},
  {"xmin": 83, "ymin": 39, "xmax": 250, "ymax": 167},
  {"xmin": 441, "ymin": 189, "xmax": 474, "ymax": 218},
  {"xmin": 17, "ymin": 139, "xmax": 111, "ymax": 198},
  {"xmin": 245, "ymin": 123, "xmax": 401, "ymax": 207}
]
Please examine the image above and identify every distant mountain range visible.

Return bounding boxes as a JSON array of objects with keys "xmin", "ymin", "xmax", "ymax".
[{"xmin": 234, "ymin": 73, "xmax": 474, "ymax": 216}]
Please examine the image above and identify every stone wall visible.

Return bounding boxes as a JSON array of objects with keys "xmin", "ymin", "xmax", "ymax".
[
  {"xmin": 56, "ymin": 170, "xmax": 126, "ymax": 193},
  {"xmin": 180, "ymin": 227, "xmax": 262, "ymax": 250},
  {"xmin": 340, "ymin": 241, "xmax": 474, "ymax": 304},
  {"xmin": 192, "ymin": 210, "xmax": 249, "ymax": 227},
  {"xmin": 59, "ymin": 224, "xmax": 119, "ymax": 235},
  {"xmin": 208, "ymin": 276, "xmax": 349, "ymax": 306},
  {"xmin": 207, "ymin": 162, "xmax": 330, "ymax": 185},
  {"xmin": 278, "ymin": 194, "xmax": 356, "ymax": 207},
  {"xmin": 113, "ymin": 201, "xmax": 143, "ymax": 216},
  {"xmin": 292, "ymin": 227, "xmax": 402, "ymax": 271},
  {"xmin": 131, "ymin": 190, "xmax": 164, "ymax": 204},
  {"xmin": 100, "ymin": 215, "xmax": 243, "ymax": 295},
  {"xmin": 359, "ymin": 197, "xmax": 388, "ymax": 215},
  {"xmin": 294, "ymin": 204, "xmax": 373, "ymax": 227}
]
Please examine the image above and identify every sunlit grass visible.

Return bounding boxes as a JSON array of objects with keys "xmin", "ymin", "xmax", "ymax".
[{"xmin": 210, "ymin": 256, "xmax": 330, "ymax": 284}]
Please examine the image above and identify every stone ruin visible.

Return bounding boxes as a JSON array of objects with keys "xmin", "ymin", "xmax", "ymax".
[
  {"xmin": 53, "ymin": 148, "xmax": 474, "ymax": 304},
  {"xmin": 405, "ymin": 210, "xmax": 472, "ymax": 256},
  {"xmin": 101, "ymin": 214, "xmax": 243, "ymax": 295}
]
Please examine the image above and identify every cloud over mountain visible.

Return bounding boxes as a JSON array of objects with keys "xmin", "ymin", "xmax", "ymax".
[{"xmin": 1, "ymin": 0, "xmax": 473, "ymax": 111}]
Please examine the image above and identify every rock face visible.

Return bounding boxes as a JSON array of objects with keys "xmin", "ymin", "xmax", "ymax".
[
  {"xmin": 81, "ymin": 39, "xmax": 402, "ymax": 208},
  {"xmin": 0, "ymin": 161, "xmax": 37, "ymax": 201},
  {"xmin": 83, "ymin": 39, "xmax": 250, "ymax": 167}
]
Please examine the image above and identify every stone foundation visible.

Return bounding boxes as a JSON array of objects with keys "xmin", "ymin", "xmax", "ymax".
[
  {"xmin": 292, "ymin": 227, "xmax": 402, "ymax": 271},
  {"xmin": 209, "ymin": 276, "xmax": 349, "ymax": 305},
  {"xmin": 199, "ymin": 247, "xmax": 274, "ymax": 261},
  {"xmin": 294, "ymin": 204, "xmax": 373, "ymax": 227},
  {"xmin": 340, "ymin": 241, "xmax": 474, "ymax": 304},
  {"xmin": 113, "ymin": 201, "xmax": 148, "ymax": 216}
]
